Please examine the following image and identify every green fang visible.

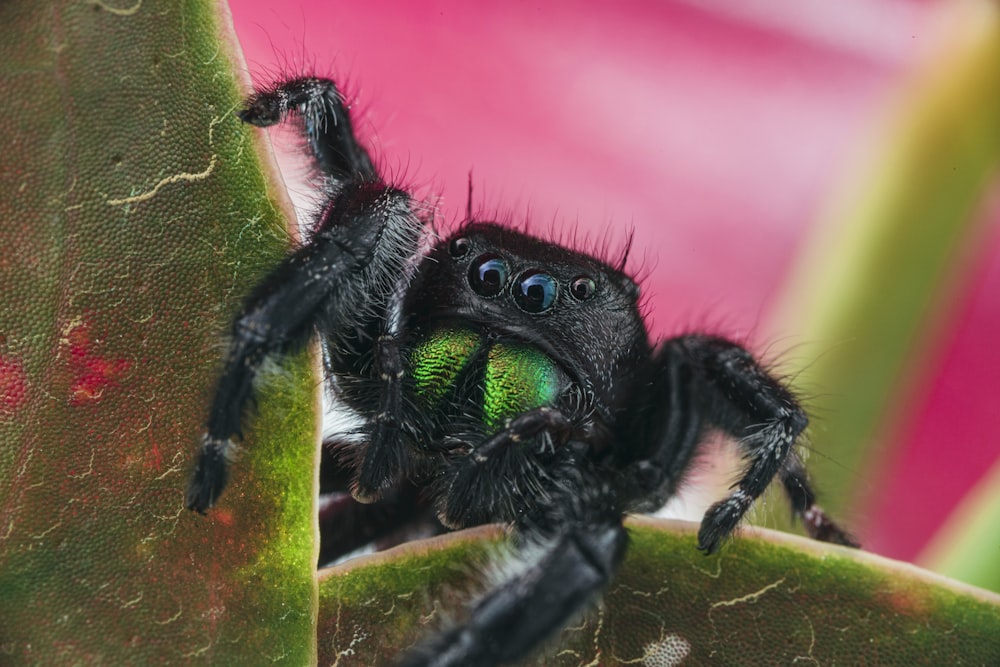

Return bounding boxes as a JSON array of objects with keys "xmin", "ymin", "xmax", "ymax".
[
  {"xmin": 483, "ymin": 343, "xmax": 561, "ymax": 429},
  {"xmin": 410, "ymin": 327, "xmax": 482, "ymax": 407}
]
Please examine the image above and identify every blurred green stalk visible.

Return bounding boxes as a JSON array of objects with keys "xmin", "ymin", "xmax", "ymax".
[
  {"xmin": 768, "ymin": 1, "xmax": 1000, "ymax": 590},
  {"xmin": 920, "ymin": 456, "xmax": 1000, "ymax": 592}
]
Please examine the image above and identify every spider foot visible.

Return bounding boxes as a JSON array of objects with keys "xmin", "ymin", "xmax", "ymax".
[
  {"xmin": 186, "ymin": 435, "xmax": 237, "ymax": 513},
  {"xmin": 802, "ymin": 504, "xmax": 859, "ymax": 547},
  {"xmin": 697, "ymin": 489, "xmax": 753, "ymax": 554},
  {"xmin": 237, "ymin": 91, "xmax": 285, "ymax": 127}
]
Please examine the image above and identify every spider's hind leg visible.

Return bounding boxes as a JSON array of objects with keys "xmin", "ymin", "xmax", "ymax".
[
  {"xmin": 617, "ymin": 334, "xmax": 856, "ymax": 554},
  {"xmin": 780, "ymin": 450, "xmax": 858, "ymax": 546}
]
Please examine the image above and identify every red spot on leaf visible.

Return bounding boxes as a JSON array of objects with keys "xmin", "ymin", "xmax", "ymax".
[
  {"xmin": 212, "ymin": 508, "xmax": 235, "ymax": 526},
  {"xmin": 887, "ymin": 588, "xmax": 930, "ymax": 618},
  {"xmin": 62, "ymin": 319, "xmax": 131, "ymax": 406},
  {"xmin": 0, "ymin": 355, "xmax": 27, "ymax": 414}
]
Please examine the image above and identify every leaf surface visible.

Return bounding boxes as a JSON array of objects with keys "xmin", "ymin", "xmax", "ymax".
[
  {"xmin": 0, "ymin": 1, "xmax": 317, "ymax": 663},
  {"xmin": 318, "ymin": 520, "xmax": 1000, "ymax": 665}
]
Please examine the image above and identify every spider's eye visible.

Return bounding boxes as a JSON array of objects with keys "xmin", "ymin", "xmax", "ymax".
[
  {"xmin": 449, "ymin": 237, "xmax": 470, "ymax": 258},
  {"xmin": 570, "ymin": 275, "xmax": 597, "ymax": 301},
  {"xmin": 469, "ymin": 254, "xmax": 508, "ymax": 297},
  {"xmin": 514, "ymin": 271, "xmax": 558, "ymax": 313}
]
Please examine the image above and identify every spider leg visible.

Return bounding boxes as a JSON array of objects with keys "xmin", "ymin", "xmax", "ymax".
[
  {"xmin": 780, "ymin": 450, "xmax": 858, "ymax": 546},
  {"xmin": 239, "ymin": 76, "xmax": 375, "ymax": 180},
  {"xmin": 400, "ymin": 473, "xmax": 627, "ymax": 667},
  {"xmin": 187, "ymin": 224, "xmax": 364, "ymax": 512},
  {"xmin": 186, "ymin": 182, "xmax": 421, "ymax": 512},
  {"xmin": 350, "ymin": 331, "xmax": 412, "ymax": 502},
  {"xmin": 620, "ymin": 334, "xmax": 854, "ymax": 553},
  {"xmin": 242, "ymin": 79, "xmax": 427, "ymax": 504},
  {"xmin": 187, "ymin": 76, "xmax": 426, "ymax": 512}
]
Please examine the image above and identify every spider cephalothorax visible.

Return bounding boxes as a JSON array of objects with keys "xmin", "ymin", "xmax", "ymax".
[{"xmin": 186, "ymin": 76, "xmax": 856, "ymax": 667}]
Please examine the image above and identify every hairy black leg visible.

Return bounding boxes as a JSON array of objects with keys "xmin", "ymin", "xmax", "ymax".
[
  {"xmin": 620, "ymin": 334, "xmax": 841, "ymax": 554},
  {"xmin": 186, "ymin": 184, "xmax": 420, "ymax": 512},
  {"xmin": 187, "ymin": 75, "xmax": 426, "ymax": 512},
  {"xmin": 617, "ymin": 341, "xmax": 703, "ymax": 514},
  {"xmin": 681, "ymin": 335, "xmax": 815, "ymax": 553},
  {"xmin": 318, "ymin": 481, "xmax": 434, "ymax": 566},
  {"xmin": 780, "ymin": 451, "xmax": 858, "ymax": 546},
  {"xmin": 437, "ymin": 408, "xmax": 574, "ymax": 528},
  {"xmin": 400, "ymin": 478, "xmax": 627, "ymax": 667},
  {"xmin": 239, "ymin": 76, "xmax": 375, "ymax": 180},
  {"xmin": 187, "ymin": 232, "xmax": 361, "ymax": 512},
  {"xmin": 351, "ymin": 331, "xmax": 411, "ymax": 502}
]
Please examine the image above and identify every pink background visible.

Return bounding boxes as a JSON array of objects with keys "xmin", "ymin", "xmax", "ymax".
[{"xmin": 227, "ymin": 0, "xmax": 1000, "ymax": 564}]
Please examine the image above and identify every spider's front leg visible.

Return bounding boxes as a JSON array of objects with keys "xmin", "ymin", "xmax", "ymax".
[
  {"xmin": 620, "ymin": 334, "xmax": 856, "ymax": 553},
  {"xmin": 402, "ymin": 464, "xmax": 628, "ymax": 667},
  {"xmin": 186, "ymin": 78, "xmax": 423, "ymax": 512},
  {"xmin": 238, "ymin": 76, "xmax": 375, "ymax": 181}
]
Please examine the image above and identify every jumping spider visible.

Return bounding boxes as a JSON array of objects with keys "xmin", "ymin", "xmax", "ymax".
[{"xmin": 187, "ymin": 76, "xmax": 857, "ymax": 666}]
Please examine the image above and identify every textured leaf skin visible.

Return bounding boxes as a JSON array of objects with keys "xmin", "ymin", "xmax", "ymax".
[
  {"xmin": 318, "ymin": 520, "xmax": 1000, "ymax": 665},
  {"xmin": 0, "ymin": 1, "xmax": 316, "ymax": 663}
]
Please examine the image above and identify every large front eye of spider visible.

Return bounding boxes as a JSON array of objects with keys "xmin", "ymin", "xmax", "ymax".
[
  {"xmin": 514, "ymin": 270, "xmax": 558, "ymax": 313},
  {"xmin": 468, "ymin": 254, "xmax": 508, "ymax": 297}
]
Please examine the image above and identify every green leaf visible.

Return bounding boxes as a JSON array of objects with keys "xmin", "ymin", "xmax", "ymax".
[
  {"xmin": 0, "ymin": 1, "xmax": 316, "ymax": 663},
  {"xmin": 318, "ymin": 520, "xmax": 1000, "ymax": 665}
]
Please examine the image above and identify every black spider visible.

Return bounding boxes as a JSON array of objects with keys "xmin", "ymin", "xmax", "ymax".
[{"xmin": 186, "ymin": 76, "xmax": 857, "ymax": 667}]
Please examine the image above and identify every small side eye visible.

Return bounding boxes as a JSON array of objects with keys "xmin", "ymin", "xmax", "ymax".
[
  {"xmin": 449, "ymin": 237, "xmax": 470, "ymax": 258},
  {"xmin": 469, "ymin": 254, "xmax": 508, "ymax": 297},
  {"xmin": 514, "ymin": 271, "xmax": 558, "ymax": 313},
  {"xmin": 570, "ymin": 275, "xmax": 597, "ymax": 301}
]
